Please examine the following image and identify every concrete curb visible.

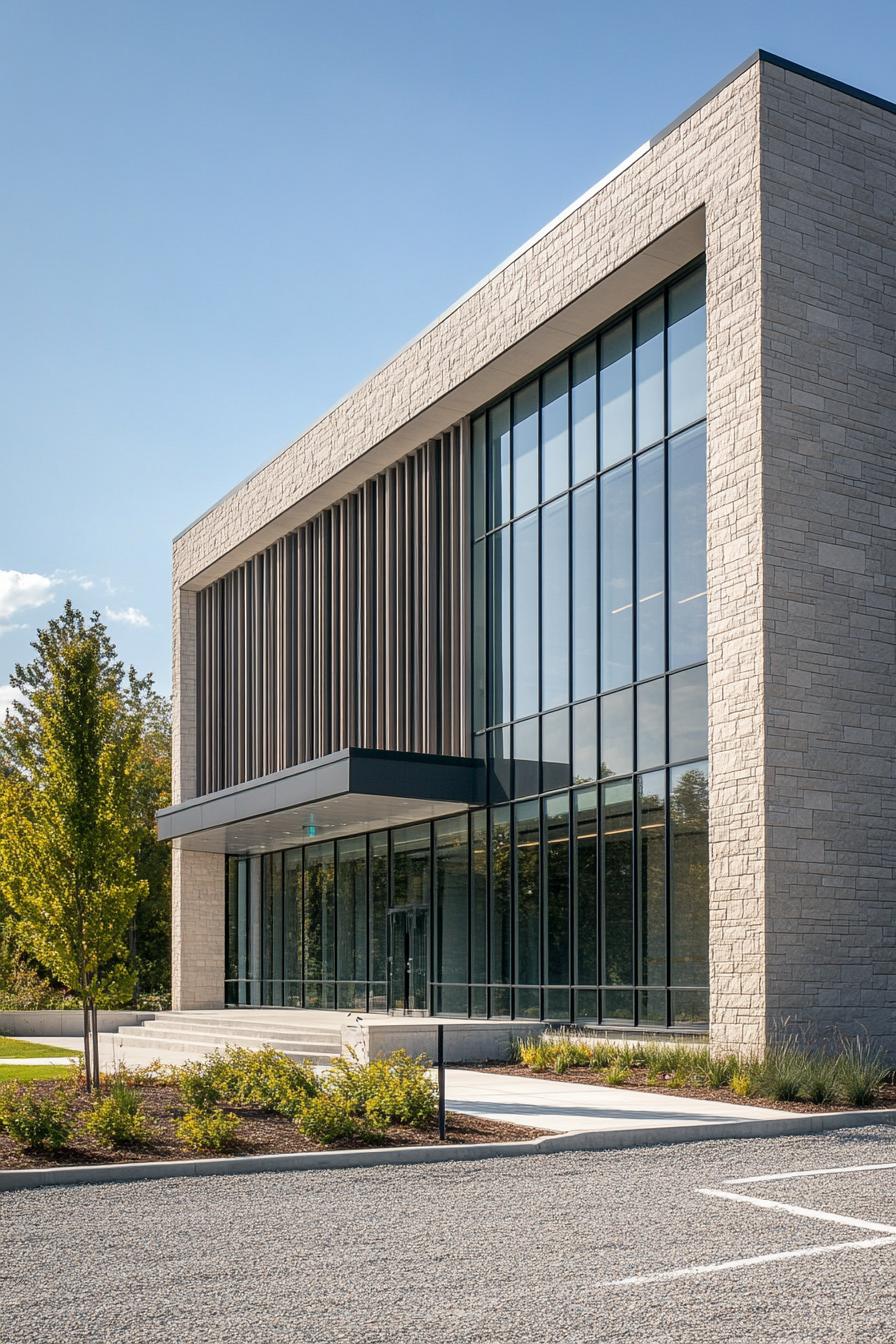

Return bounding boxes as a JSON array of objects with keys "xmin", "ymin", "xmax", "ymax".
[{"xmin": 2, "ymin": 1107, "xmax": 894, "ymax": 1192}]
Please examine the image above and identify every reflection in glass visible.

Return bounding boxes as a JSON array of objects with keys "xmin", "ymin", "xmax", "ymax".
[
  {"xmin": 488, "ymin": 400, "xmax": 511, "ymax": 528},
  {"xmin": 600, "ymin": 317, "xmax": 633, "ymax": 468},
  {"xmin": 513, "ymin": 513, "xmax": 539, "ymax": 719},
  {"xmin": 284, "ymin": 850, "xmax": 301, "ymax": 998},
  {"xmin": 512, "ymin": 382, "xmax": 538, "ymax": 516},
  {"xmin": 572, "ymin": 698, "xmax": 597, "ymax": 784},
  {"xmin": 541, "ymin": 362, "xmax": 569, "ymax": 500},
  {"xmin": 636, "ymin": 677, "xmax": 666, "ymax": 769},
  {"xmin": 490, "ymin": 807, "xmax": 512, "ymax": 1014},
  {"xmin": 541, "ymin": 707, "xmax": 570, "ymax": 792},
  {"xmin": 489, "ymin": 528, "xmax": 511, "ymax": 724},
  {"xmin": 600, "ymin": 464, "xmax": 632, "ymax": 689},
  {"xmin": 470, "ymin": 812, "xmax": 488, "ymax": 1016},
  {"xmin": 600, "ymin": 687, "xmax": 633, "ymax": 778},
  {"xmin": 472, "ymin": 414, "xmax": 486, "ymax": 538},
  {"xmin": 541, "ymin": 497, "xmax": 569, "ymax": 709},
  {"xmin": 670, "ymin": 761, "xmax": 709, "ymax": 992},
  {"xmin": 636, "ymin": 446, "xmax": 665, "ymax": 679},
  {"xmin": 303, "ymin": 843, "xmax": 335, "ymax": 1008},
  {"xmin": 369, "ymin": 832, "xmax": 388, "ymax": 1010},
  {"xmin": 636, "ymin": 296, "xmax": 664, "ymax": 449},
  {"xmin": 514, "ymin": 800, "xmax": 540, "ymax": 1016},
  {"xmin": 668, "ymin": 425, "xmax": 707, "ymax": 668},
  {"xmin": 669, "ymin": 664, "xmax": 708, "ymax": 761},
  {"xmin": 544, "ymin": 793, "xmax": 570, "ymax": 1019},
  {"xmin": 434, "ymin": 816, "xmax": 469, "ymax": 1015},
  {"xmin": 602, "ymin": 779, "xmax": 634, "ymax": 995},
  {"xmin": 638, "ymin": 771, "xmax": 666, "ymax": 990},
  {"xmin": 572, "ymin": 343, "xmax": 597, "ymax": 481},
  {"xmin": 391, "ymin": 824, "xmax": 431, "ymax": 907},
  {"xmin": 488, "ymin": 725, "xmax": 511, "ymax": 803},
  {"xmin": 572, "ymin": 481, "xmax": 597, "ymax": 700},
  {"xmin": 513, "ymin": 716, "xmax": 539, "ymax": 799},
  {"xmin": 668, "ymin": 266, "xmax": 706, "ymax": 433},
  {"xmin": 337, "ymin": 836, "xmax": 367, "ymax": 1008},
  {"xmin": 574, "ymin": 788, "xmax": 598, "ymax": 1019},
  {"xmin": 472, "ymin": 539, "xmax": 486, "ymax": 731}
]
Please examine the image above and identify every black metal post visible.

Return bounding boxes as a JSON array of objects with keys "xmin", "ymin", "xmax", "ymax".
[{"xmin": 437, "ymin": 1024, "xmax": 446, "ymax": 1140}]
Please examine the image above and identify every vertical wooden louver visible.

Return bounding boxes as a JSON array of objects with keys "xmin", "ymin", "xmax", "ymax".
[{"xmin": 195, "ymin": 427, "xmax": 469, "ymax": 795}]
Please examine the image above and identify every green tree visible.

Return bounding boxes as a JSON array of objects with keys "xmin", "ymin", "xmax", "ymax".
[
  {"xmin": 0, "ymin": 603, "xmax": 150, "ymax": 1088},
  {"xmin": 129, "ymin": 691, "xmax": 171, "ymax": 997}
]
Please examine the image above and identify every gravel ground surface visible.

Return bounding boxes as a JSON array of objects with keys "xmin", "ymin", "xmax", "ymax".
[{"xmin": 3, "ymin": 1123, "xmax": 896, "ymax": 1343}]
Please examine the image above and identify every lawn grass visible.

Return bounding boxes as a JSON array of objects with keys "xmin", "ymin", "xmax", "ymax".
[
  {"xmin": 0, "ymin": 1036, "xmax": 82, "ymax": 1059},
  {"xmin": 0, "ymin": 1063, "xmax": 78, "ymax": 1083}
]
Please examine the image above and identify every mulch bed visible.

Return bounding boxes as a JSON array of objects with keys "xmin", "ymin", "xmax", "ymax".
[
  {"xmin": 470, "ymin": 1063, "xmax": 896, "ymax": 1114},
  {"xmin": 0, "ymin": 1081, "xmax": 548, "ymax": 1171}
]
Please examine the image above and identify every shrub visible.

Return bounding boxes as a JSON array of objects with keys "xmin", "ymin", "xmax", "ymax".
[
  {"xmin": 603, "ymin": 1062, "xmax": 632, "ymax": 1087},
  {"xmin": 834, "ymin": 1037, "xmax": 888, "ymax": 1107},
  {"xmin": 175, "ymin": 1059, "xmax": 225, "ymax": 1112},
  {"xmin": 84, "ymin": 1081, "xmax": 151, "ymax": 1147},
  {"xmin": 515, "ymin": 1037, "xmax": 555, "ymax": 1073},
  {"xmin": 800, "ymin": 1055, "xmax": 840, "ymax": 1105},
  {"xmin": 694, "ymin": 1053, "xmax": 736, "ymax": 1090},
  {"xmin": 730, "ymin": 1072, "xmax": 752, "ymax": 1098},
  {"xmin": 586, "ymin": 1042, "xmax": 617, "ymax": 1070},
  {"xmin": 0, "ymin": 1083, "xmax": 74, "ymax": 1151},
  {"xmin": 213, "ymin": 1046, "xmax": 319, "ymax": 1116},
  {"xmin": 328, "ymin": 1050, "xmax": 437, "ymax": 1129},
  {"xmin": 552, "ymin": 1042, "xmax": 591, "ymax": 1074},
  {"xmin": 760, "ymin": 1042, "xmax": 808, "ymax": 1102},
  {"xmin": 175, "ymin": 1106, "xmax": 240, "ymax": 1152},
  {"xmin": 296, "ymin": 1092, "xmax": 376, "ymax": 1145}
]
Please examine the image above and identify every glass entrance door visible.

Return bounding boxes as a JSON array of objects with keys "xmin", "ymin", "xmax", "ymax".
[{"xmin": 388, "ymin": 907, "xmax": 429, "ymax": 1014}]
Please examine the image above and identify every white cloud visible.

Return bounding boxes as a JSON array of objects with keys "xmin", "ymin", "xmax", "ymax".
[
  {"xmin": 0, "ymin": 622, "xmax": 27, "ymax": 636},
  {"xmin": 0, "ymin": 570, "xmax": 58, "ymax": 621},
  {"xmin": 106, "ymin": 606, "xmax": 150, "ymax": 628},
  {"xmin": 0, "ymin": 685, "xmax": 18, "ymax": 718}
]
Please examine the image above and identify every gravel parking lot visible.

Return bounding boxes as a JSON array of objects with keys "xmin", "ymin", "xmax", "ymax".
[{"xmin": 3, "ymin": 1124, "xmax": 896, "ymax": 1343}]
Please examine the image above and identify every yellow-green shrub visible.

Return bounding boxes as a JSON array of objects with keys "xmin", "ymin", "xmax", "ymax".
[{"xmin": 175, "ymin": 1106, "xmax": 240, "ymax": 1152}]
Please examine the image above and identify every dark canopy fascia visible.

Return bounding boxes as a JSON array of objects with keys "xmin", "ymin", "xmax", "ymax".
[{"xmin": 156, "ymin": 748, "xmax": 484, "ymax": 854}]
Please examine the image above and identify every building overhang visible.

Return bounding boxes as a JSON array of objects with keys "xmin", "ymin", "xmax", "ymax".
[{"xmin": 156, "ymin": 749, "xmax": 484, "ymax": 855}]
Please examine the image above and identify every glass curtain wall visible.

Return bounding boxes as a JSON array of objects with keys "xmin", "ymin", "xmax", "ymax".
[{"xmin": 225, "ymin": 261, "xmax": 709, "ymax": 1028}]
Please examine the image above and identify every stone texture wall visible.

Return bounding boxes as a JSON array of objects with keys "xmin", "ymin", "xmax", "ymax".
[
  {"xmin": 171, "ymin": 848, "xmax": 225, "ymax": 1010},
  {"xmin": 759, "ymin": 65, "xmax": 896, "ymax": 1054}
]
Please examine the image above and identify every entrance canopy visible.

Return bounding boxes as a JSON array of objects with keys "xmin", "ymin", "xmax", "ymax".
[{"xmin": 156, "ymin": 747, "xmax": 484, "ymax": 854}]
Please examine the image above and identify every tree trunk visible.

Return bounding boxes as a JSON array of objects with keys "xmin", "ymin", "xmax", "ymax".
[
  {"xmin": 90, "ymin": 1000, "xmax": 101, "ymax": 1090},
  {"xmin": 82, "ymin": 996, "xmax": 92, "ymax": 1093}
]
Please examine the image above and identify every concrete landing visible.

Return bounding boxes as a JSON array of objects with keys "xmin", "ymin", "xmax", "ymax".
[{"xmin": 444, "ymin": 1069, "xmax": 794, "ymax": 1132}]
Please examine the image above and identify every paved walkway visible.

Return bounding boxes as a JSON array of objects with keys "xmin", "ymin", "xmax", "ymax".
[
  {"xmin": 444, "ymin": 1068, "xmax": 794, "ymax": 1132},
  {"xmin": 0, "ymin": 1037, "xmax": 82, "ymax": 1066}
]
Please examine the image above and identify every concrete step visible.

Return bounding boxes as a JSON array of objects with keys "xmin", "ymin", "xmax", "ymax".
[
  {"xmin": 149, "ymin": 1014, "xmax": 343, "ymax": 1044},
  {"xmin": 113, "ymin": 1026, "xmax": 339, "ymax": 1057},
  {"xmin": 126, "ymin": 1020, "xmax": 342, "ymax": 1048},
  {"xmin": 97, "ymin": 1033, "xmax": 335, "ymax": 1065}
]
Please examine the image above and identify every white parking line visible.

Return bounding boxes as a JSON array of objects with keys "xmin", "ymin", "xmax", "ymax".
[
  {"xmin": 724, "ymin": 1161, "xmax": 896, "ymax": 1186},
  {"xmin": 698, "ymin": 1186, "xmax": 896, "ymax": 1236},
  {"xmin": 607, "ymin": 1169, "xmax": 896, "ymax": 1287},
  {"xmin": 607, "ymin": 1235, "xmax": 896, "ymax": 1286}
]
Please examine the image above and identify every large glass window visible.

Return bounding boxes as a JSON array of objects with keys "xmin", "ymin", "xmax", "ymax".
[
  {"xmin": 668, "ymin": 425, "xmax": 707, "ymax": 668},
  {"xmin": 226, "ymin": 263, "xmax": 708, "ymax": 1030},
  {"xmin": 514, "ymin": 800, "xmax": 541, "ymax": 1018},
  {"xmin": 541, "ymin": 497, "xmax": 569, "ymax": 709},
  {"xmin": 513, "ymin": 513, "xmax": 539, "ymax": 718},
  {"xmin": 434, "ymin": 816, "xmax": 469, "ymax": 1015}
]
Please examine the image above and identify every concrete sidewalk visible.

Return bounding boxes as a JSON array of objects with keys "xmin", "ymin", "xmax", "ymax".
[
  {"xmin": 444, "ymin": 1068, "xmax": 794, "ymax": 1131},
  {"xmin": 0, "ymin": 1036, "xmax": 82, "ymax": 1066}
]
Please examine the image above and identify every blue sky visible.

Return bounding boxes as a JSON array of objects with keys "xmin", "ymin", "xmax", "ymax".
[{"xmin": 2, "ymin": 0, "xmax": 895, "ymax": 705}]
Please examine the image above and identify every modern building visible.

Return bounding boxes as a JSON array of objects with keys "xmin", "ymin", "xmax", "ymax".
[{"xmin": 159, "ymin": 51, "xmax": 896, "ymax": 1056}]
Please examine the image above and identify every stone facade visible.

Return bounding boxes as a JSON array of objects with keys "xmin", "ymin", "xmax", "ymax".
[
  {"xmin": 168, "ymin": 54, "xmax": 896, "ymax": 1053},
  {"xmin": 171, "ymin": 848, "xmax": 224, "ymax": 1010},
  {"xmin": 759, "ymin": 64, "xmax": 896, "ymax": 1052}
]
